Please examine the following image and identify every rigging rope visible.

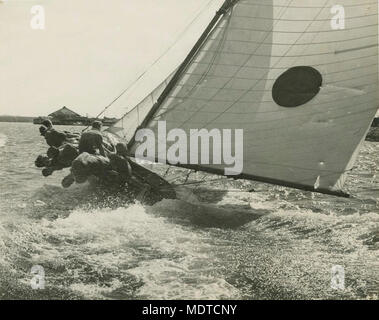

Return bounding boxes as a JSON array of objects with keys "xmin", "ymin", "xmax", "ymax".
[{"xmin": 82, "ymin": 0, "xmax": 219, "ymax": 132}]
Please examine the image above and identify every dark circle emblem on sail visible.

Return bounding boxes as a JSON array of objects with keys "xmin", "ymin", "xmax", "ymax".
[{"xmin": 272, "ymin": 66, "xmax": 322, "ymax": 108}]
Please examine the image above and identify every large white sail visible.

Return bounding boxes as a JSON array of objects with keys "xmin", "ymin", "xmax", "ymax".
[{"xmin": 124, "ymin": 0, "xmax": 378, "ymax": 195}]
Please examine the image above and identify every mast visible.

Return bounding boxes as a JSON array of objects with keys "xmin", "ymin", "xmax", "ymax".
[{"xmin": 127, "ymin": 0, "xmax": 238, "ymax": 149}]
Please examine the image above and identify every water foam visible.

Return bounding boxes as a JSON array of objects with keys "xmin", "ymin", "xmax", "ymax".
[{"xmin": 2, "ymin": 201, "xmax": 242, "ymax": 299}]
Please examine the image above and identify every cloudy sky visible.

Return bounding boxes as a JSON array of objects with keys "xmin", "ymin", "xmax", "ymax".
[{"xmin": 0, "ymin": 0, "xmax": 223, "ymax": 117}]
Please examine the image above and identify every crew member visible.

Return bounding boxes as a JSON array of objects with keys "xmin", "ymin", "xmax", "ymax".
[
  {"xmin": 71, "ymin": 152, "xmax": 111, "ymax": 183},
  {"xmin": 78, "ymin": 121, "xmax": 106, "ymax": 156},
  {"xmin": 39, "ymin": 120, "xmax": 67, "ymax": 148}
]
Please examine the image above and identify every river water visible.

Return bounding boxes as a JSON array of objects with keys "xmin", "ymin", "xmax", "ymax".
[{"xmin": 0, "ymin": 122, "xmax": 377, "ymax": 300}]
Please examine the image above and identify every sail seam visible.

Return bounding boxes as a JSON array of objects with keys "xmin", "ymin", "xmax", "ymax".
[
  {"xmin": 180, "ymin": 62, "xmax": 378, "ymax": 79},
  {"xmin": 207, "ymin": 34, "xmax": 378, "ymax": 46},
  {"xmin": 238, "ymin": 1, "xmax": 376, "ymax": 8},
  {"xmin": 213, "ymin": 23, "xmax": 378, "ymax": 34},
  {"xmin": 231, "ymin": 13, "xmax": 378, "ymax": 21},
  {"xmin": 192, "ymin": 48, "xmax": 375, "ymax": 58},
  {"xmin": 189, "ymin": 53, "xmax": 378, "ymax": 69}
]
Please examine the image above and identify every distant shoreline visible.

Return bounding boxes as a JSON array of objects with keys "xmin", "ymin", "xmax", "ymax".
[
  {"xmin": 0, "ymin": 116, "xmax": 34, "ymax": 123},
  {"xmin": 0, "ymin": 115, "xmax": 117, "ymax": 126}
]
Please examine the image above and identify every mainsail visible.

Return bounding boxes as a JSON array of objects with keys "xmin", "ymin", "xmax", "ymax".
[{"xmin": 114, "ymin": 0, "xmax": 378, "ymax": 196}]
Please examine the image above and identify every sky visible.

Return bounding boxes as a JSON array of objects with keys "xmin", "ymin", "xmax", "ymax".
[{"xmin": 0, "ymin": 0, "xmax": 223, "ymax": 117}]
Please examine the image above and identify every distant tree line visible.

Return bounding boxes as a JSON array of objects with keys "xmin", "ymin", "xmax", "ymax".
[{"xmin": 0, "ymin": 115, "xmax": 34, "ymax": 123}]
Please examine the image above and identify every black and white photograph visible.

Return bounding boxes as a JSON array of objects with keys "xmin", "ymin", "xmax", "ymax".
[{"xmin": 0, "ymin": 0, "xmax": 378, "ymax": 303}]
